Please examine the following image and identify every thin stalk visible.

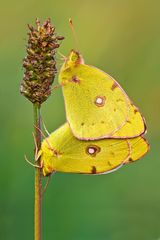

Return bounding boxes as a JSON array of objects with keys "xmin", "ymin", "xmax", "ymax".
[
  {"xmin": 20, "ymin": 19, "xmax": 64, "ymax": 240},
  {"xmin": 33, "ymin": 103, "xmax": 42, "ymax": 240}
]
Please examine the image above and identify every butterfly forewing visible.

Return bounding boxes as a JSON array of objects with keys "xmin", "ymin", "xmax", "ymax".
[
  {"xmin": 60, "ymin": 63, "xmax": 130, "ymax": 140},
  {"xmin": 59, "ymin": 51, "xmax": 145, "ymax": 140}
]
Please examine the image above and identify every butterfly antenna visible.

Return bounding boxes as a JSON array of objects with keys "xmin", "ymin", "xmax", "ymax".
[
  {"xmin": 57, "ymin": 51, "xmax": 67, "ymax": 61},
  {"xmin": 69, "ymin": 18, "xmax": 80, "ymax": 51}
]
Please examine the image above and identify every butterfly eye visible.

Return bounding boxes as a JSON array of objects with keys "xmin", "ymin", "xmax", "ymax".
[
  {"xmin": 71, "ymin": 55, "xmax": 77, "ymax": 61},
  {"xmin": 69, "ymin": 51, "xmax": 79, "ymax": 62},
  {"xmin": 94, "ymin": 96, "xmax": 106, "ymax": 107},
  {"xmin": 86, "ymin": 145, "xmax": 101, "ymax": 157}
]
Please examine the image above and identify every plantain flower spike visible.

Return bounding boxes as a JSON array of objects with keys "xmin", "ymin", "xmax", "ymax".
[{"xmin": 20, "ymin": 18, "xmax": 64, "ymax": 104}]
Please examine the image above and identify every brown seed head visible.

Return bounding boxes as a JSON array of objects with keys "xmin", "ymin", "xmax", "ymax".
[{"xmin": 20, "ymin": 18, "xmax": 64, "ymax": 104}]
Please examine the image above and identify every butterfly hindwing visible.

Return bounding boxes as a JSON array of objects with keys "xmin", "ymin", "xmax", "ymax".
[
  {"xmin": 40, "ymin": 124, "xmax": 149, "ymax": 176},
  {"xmin": 126, "ymin": 136, "xmax": 149, "ymax": 164},
  {"xmin": 112, "ymin": 104, "xmax": 146, "ymax": 138}
]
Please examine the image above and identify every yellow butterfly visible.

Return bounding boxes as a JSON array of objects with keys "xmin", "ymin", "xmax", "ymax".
[
  {"xmin": 39, "ymin": 123, "xmax": 149, "ymax": 176},
  {"xmin": 59, "ymin": 50, "xmax": 146, "ymax": 140}
]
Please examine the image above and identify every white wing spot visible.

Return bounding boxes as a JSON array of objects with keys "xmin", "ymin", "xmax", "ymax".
[
  {"xmin": 95, "ymin": 96, "xmax": 106, "ymax": 107},
  {"xmin": 88, "ymin": 147, "xmax": 95, "ymax": 154},
  {"xmin": 86, "ymin": 145, "xmax": 101, "ymax": 157},
  {"xmin": 96, "ymin": 97, "xmax": 103, "ymax": 104}
]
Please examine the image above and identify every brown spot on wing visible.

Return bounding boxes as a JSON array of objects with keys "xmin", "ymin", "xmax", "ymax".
[
  {"xmin": 124, "ymin": 157, "xmax": 134, "ymax": 165},
  {"xmin": 128, "ymin": 157, "xmax": 134, "ymax": 162},
  {"xmin": 116, "ymin": 98, "xmax": 124, "ymax": 102},
  {"xmin": 110, "ymin": 151, "xmax": 115, "ymax": 156},
  {"xmin": 70, "ymin": 76, "xmax": 80, "ymax": 84},
  {"xmin": 111, "ymin": 82, "xmax": 118, "ymax": 91},
  {"xmin": 126, "ymin": 120, "xmax": 131, "ymax": 124},
  {"xmin": 48, "ymin": 146, "xmax": 60, "ymax": 157},
  {"xmin": 108, "ymin": 161, "xmax": 112, "ymax": 166},
  {"xmin": 134, "ymin": 108, "xmax": 138, "ymax": 114},
  {"xmin": 91, "ymin": 166, "xmax": 97, "ymax": 174}
]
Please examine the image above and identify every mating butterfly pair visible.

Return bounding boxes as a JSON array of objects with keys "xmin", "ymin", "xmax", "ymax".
[{"xmin": 39, "ymin": 50, "xmax": 149, "ymax": 176}]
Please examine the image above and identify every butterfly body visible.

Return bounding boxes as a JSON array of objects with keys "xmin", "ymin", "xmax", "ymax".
[{"xmin": 59, "ymin": 50, "xmax": 146, "ymax": 140}]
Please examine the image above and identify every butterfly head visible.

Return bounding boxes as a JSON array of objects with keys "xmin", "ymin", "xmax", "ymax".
[
  {"xmin": 64, "ymin": 49, "xmax": 84, "ymax": 68},
  {"xmin": 40, "ymin": 137, "xmax": 59, "ymax": 176},
  {"xmin": 59, "ymin": 50, "xmax": 84, "ymax": 85}
]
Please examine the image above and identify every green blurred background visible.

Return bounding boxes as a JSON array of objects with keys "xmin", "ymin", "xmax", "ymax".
[{"xmin": 0, "ymin": 0, "xmax": 160, "ymax": 239}]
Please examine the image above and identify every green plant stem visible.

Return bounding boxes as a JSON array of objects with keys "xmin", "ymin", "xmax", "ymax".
[{"xmin": 33, "ymin": 103, "xmax": 42, "ymax": 240}]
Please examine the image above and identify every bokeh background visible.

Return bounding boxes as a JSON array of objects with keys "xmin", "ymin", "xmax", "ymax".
[{"xmin": 0, "ymin": 0, "xmax": 160, "ymax": 239}]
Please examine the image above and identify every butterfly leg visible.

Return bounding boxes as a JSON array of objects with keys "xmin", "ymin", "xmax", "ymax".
[
  {"xmin": 42, "ymin": 172, "xmax": 56, "ymax": 196},
  {"xmin": 40, "ymin": 116, "xmax": 50, "ymax": 136},
  {"xmin": 32, "ymin": 132, "xmax": 40, "ymax": 161},
  {"xmin": 34, "ymin": 124, "xmax": 58, "ymax": 156},
  {"xmin": 51, "ymin": 83, "xmax": 64, "ymax": 92},
  {"xmin": 24, "ymin": 154, "xmax": 43, "ymax": 168}
]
